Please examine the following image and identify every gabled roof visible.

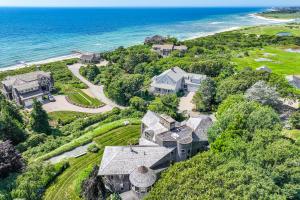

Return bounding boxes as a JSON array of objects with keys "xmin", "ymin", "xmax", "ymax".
[
  {"xmin": 155, "ymin": 67, "xmax": 186, "ymax": 83},
  {"xmin": 142, "ymin": 110, "xmax": 168, "ymax": 135},
  {"xmin": 186, "ymin": 115, "xmax": 213, "ymax": 141},
  {"xmin": 173, "ymin": 45, "xmax": 188, "ymax": 51},
  {"xmin": 152, "ymin": 44, "xmax": 174, "ymax": 50},
  {"xmin": 98, "ymin": 146, "xmax": 174, "ymax": 175},
  {"xmin": 2, "ymin": 71, "xmax": 51, "ymax": 88}
]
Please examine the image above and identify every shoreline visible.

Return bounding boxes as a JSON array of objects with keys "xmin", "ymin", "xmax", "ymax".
[
  {"xmin": 0, "ymin": 53, "xmax": 82, "ymax": 72},
  {"xmin": 0, "ymin": 27, "xmax": 244, "ymax": 73},
  {"xmin": 0, "ymin": 11, "xmax": 294, "ymax": 73},
  {"xmin": 249, "ymin": 13, "xmax": 295, "ymax": 23}
]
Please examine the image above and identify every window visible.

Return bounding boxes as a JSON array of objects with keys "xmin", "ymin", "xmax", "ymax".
[
  {"xmin": 181, "ymin": 149, "xmax": 185, "ymax": 153},
  {"xmin": 140, "ymin": 187, "xmax": 147, "ymax": 193}
]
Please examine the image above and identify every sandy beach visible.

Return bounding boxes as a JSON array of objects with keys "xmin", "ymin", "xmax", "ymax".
[
  {"xmin": 0, "ymin": 12, "xmax": 294, "ymax": 73},
  {"xmin": 0, "ymin": 53, "xmax": 82, "ymax": 72},
  {"xmin": 185, "ymin": 26, "xmax": 241, "ymax": 41},
  {"xmin": 249, "ymin": 13, "xmax": 295, "ymax": 23}
]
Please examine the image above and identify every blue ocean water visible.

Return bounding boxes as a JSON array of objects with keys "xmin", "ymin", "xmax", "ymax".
[{"xmin": 0, "ymin": 7, "xmax": 277, "ymax": 68}]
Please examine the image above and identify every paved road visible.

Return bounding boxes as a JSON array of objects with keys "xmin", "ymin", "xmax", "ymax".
[
  {"xmin": 68, "ymin": 63, "xmax": 125, "ymax": 109},
  {"xmin": 47, "ymin": 142, "xmax": 94, "ymax": 164},
  {"xmin": 43, "ymin": 95, "xmax": 113, "ymax": 113}
]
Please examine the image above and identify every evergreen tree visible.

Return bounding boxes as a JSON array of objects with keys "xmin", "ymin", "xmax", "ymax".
[
  {"xmin": 193, "ymin": 78, "xmax": 216, "ymax": 112},
  {"xmin": 30, "ymin": 100, "xmax": 51, "ymax": 134}
]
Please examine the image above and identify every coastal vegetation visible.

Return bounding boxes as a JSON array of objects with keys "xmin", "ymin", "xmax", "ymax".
[
  {"xmin": 239, "ymin": 23, "xmax": 300, "ymax": 37},
  {"xmin": 1, "ymin": 23, "xmax": 300, "ymax": 200},
  {"xmin": 258, "ymin": 8, "xmax": 300, "ymax": 19},
  {"xmin": 146, "ymin": 95, "xmax": 299, "ymax": 200},
  {"xmin": 233, "ymin": 45, "xmax": 300, "ymax": 74}
]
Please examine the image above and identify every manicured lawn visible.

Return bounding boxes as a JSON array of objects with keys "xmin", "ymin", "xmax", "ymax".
[
  {"xmin": 43, "ymin": 125, "xmax": 140, "ymax": 200},
  {"xmin": 65, "ymin": 88, "xmax": 104, "ymax": 108},
  {"xmin": 284, "ymin": 129, "xmax": 300, "ymax": 142},
  {"xmin": 232, "ymin": 45, "xmax": 300, "ymax": 75},
  {"xmin": 35, "ymin": 118, "xmax": 140, "ymax": 162},
  {"xmin": 238, "ymin": 24, "xmax": 300, "ymax": 37},
  {"xmin": 49, "ymin": 111, "xmax": 92, "ymax": 126}
]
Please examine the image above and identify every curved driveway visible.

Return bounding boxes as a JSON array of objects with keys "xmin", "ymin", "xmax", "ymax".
[
  {"xmin": 43, "ymin": 95, "xmax": 113, "ymax": 113},
  {"xmin": 67, "ymin": 63, "xmax": 125, "ymax": 109}
]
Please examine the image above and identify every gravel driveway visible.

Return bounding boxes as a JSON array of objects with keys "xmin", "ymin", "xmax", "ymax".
[
  {"xmin": 43, "ymin": 95, "xmax": 113, "ymax": 113},
  {"xmin": 43, "ymin": 62, "xmax": 125, "ymax": 113},
  {"xmin": 178, "ymin": 92, "xmax": 196, "ymax": 113}
]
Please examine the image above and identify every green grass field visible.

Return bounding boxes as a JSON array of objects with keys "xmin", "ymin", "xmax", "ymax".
[
  {"xmin": 258, "ymin": 12, "xmax": 300, "ymax": 19},
  {"xmin": 49, "ymin": 111, "xmax": 92, "ymax": 126},
  {"xmin": 232, "ymin": 46, "xmax": 300, "ymax": 75},
  {"xmin": 43, "ymin": 125, "xmax": 140, "ymax": 200},
  {"xmin": 65, "ymin": 88, "xmax": 104, "ymax": 108},
  {"xmin": 35, "ymin": 118, "xmax": 140, "ymax": 162},
  {"xmin": 238, "ymin": 24, "xmax": 300, "ymax": 37}
]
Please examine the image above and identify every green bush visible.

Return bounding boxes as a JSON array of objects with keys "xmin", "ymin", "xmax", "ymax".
[{"xmin": 87, "ymin": 144, "xmax": 100, "ymax": 153}]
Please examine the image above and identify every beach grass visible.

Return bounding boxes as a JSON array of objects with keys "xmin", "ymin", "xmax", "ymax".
[
  {"xmin": 43, "ymin": 125, "xmax": 140, "ymax": 200},
  {"xmin": 232, "ymin": 45, "xmax": 300, "ymax": 75},
  {"xmin": 238, "ymin": 24, "xmax": 300, "ymax": 37}
]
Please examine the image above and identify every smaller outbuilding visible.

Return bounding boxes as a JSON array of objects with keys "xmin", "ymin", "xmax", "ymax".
[
  {"xmin": 152, "ymin": 44, "xmax": 188, "ymax": 57},
  {"xmin": 80, "ymin": 53, "xmax": 101, "ymax": 64}
]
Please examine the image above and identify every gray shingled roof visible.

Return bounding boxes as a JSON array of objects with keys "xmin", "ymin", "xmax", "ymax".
[
  {"xmin": 173, "ymin": 45, "xmax": 188, "ymax": 51},
  {"xmin": 129, "ymin": 166, "xmax": 157, "ymax": 188},
  {"xmin": 2, "ymin": 71, "xmax": 51, "ymax": 88},
  {"xmin": 152, "ymin": 44, "xmax": 174, "ymax": 50},
  {"xmin": 186, "ymin": 115, "xmax": 213, "ymax": 141},
  {"xmin": 98, "ymin": 146, "xmax": 174, "ymax": 176},
  {"xmin": 142, "ymin": 111, "xmax": 168, "ymax": 136},
  {"xmin": 14, "ymin": 80, "xmax": 40, "ymax": 91},
  {"xmin": 156, "ymin": 125, "xmax": 193, "ymax": 143},
  {"xmin": 160, "ymin": 67, "xmax": 186, "ymax": 82}
]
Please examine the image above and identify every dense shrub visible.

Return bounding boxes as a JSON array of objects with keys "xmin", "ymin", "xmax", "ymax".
[
  {"xmin": 0, "ymin": 141, "xmax": 24, "ymax": 178},
  {"xmin": 11, "ymin": 162, "xmax": 69, "ymax": 200}
]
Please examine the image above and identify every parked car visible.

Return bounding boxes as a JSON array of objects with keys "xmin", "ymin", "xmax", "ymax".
[{"xmin": 48, "ymin": 94, "xmax": 56, "ymax": 102}]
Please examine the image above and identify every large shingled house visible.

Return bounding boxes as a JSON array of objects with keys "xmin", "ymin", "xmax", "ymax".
[
  {"xmin": 1, "ymin": 71, "xmax": 54, "ymax": 107},
  {"xmin": 150, "ymin": 67, "xmax": 207, "ymax": 95},
  {"xmin": 98, "ymin": 111, "xmax": 213, "ymax": 200}
]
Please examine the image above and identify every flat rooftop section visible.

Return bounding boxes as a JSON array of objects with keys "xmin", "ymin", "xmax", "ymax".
[{"xmin": 156, "ymin": 125, "xmax": 193, "ymax": 143}]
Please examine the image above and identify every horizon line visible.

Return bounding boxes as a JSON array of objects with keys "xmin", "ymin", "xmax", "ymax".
[{"xmin": 0, "ymin": 5, "xmax": 282, "ymax": 9}]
